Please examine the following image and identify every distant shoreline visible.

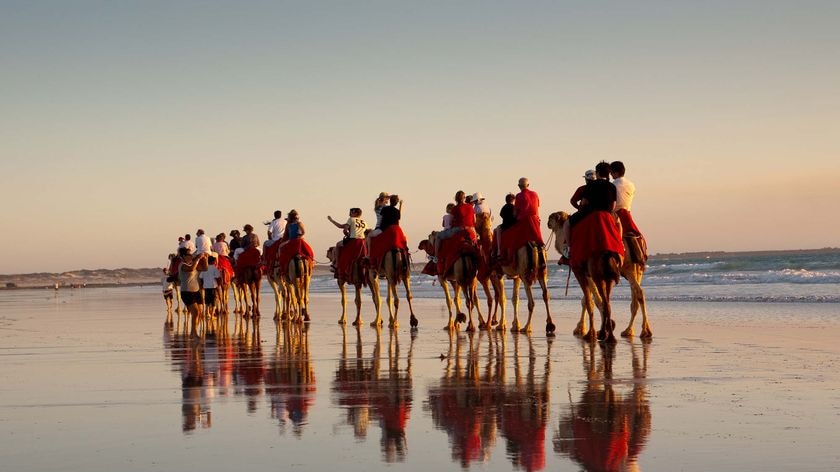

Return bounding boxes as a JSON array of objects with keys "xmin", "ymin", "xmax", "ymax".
[{"xmin": 2, "ymin": 247, "xmax": 838, "ymax": 289}]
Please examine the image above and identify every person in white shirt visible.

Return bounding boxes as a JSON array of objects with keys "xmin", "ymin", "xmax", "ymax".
[
  {"xmin": 472, "ymin": 192, "xmax": 491, "ymax": 219},
  {"xmin": 182, "ymin": 234, "xmax": 196, "ymax": 254},
  {"xmin": 198, "ymin": 256, "xmax": 221, "ymax": 316},
  {"xmin": 609, "ymin": 160, "xmax": 642, "ymax": 236},
  {"xmin": 161, "ymin": 268, "xmax": 174, "ymax": 318},
  {"xmin": 442, "ymin": 203, "xmax": 455, "ymax": 230},
  {"xmin": 265, "ymin": 210, "xmax": 286, "ymax": 248},
  {"xmin": 194, "ymin": 229, "xmax": 212, "ymax": 255},
  {"xmin": 327, "ymin": 208, "xmax": 368, "ymax": 271},
  {"xmin": 212, "ymin": 233, "xmax": 230, "ymax": 257}
]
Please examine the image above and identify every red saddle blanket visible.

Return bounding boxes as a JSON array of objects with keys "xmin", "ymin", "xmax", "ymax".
[
  {"xmin": 235, "ymin": 247, "xmax": 262, "ymax": 279},
  {"xmin": 263, "ymin": 241, "xmax": 280, "ymax": 273},
  {"xmin": 370, "ymin": 225, "xmax": 408, "ymax": 269},
  {"xmin": 500, "ymin": 215, "xmax": 543, "ymax": 261},
  {"xmin": 616, "ymin": 208, "xmax": 642, "ymax": 236},
  {"xmin": 436, "ymin": 229, "xmax": 478, "ymax": 275},
  {"xmin": 217, "ymin": 255, "xmax": 234, "ymax": 285},
  {"xmin": 277, "ymin": 238, "xmax": 315, "ymax": 271},
  {"xmin": 570, "ymin": 211, "xmax": 625, "ymax": 268},
  {"xmin": 337, "ymin": 238, "xmax": 367, "ymax": 279}
]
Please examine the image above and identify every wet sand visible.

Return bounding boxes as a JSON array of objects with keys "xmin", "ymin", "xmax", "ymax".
[{"xmin": 1, "ymin": 287, "xmax": 839, "ymax": 471}]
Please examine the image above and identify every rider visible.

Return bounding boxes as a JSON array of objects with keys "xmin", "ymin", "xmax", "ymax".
[
  {"xmin": 327, "ymin": 208, "xmax": 368, "ymax": 277},
  {"xmin": 369, "ymin": 195, "xmax": 408, "ymax": 270},
  {"xmin": 610, "ymin": 161, "xmax": 642, "ymax": 237},
  {"xmin": 499, "ymin": 177, "xmax": 543, "ymax": 264},
  {"xmin": 194, "ymin": 229, "xmax": 212, "ymax": 255},
  {"xmin": 568, "ymin": 161, "xmax": 624, "ymax": 269},
  {"xmin": 277, "ymin": 210, "xmax": 315, "ymax": 270},
  {"xmin": 436, "ymin": 190, "xmax": 477, "ymax": 274},
  {"xmin": 265, "ymin": 210, "xmax": 285, "ymax": 248}
]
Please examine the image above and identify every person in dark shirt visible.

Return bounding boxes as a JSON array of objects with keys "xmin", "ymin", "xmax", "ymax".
[
  {"xmin": 379, "ymin": 195, "xmax": 402, "ymax": 230},
  {"xmin": 561, "ymin": 162, "xmax": 617, "ymax": 264},
  {"xmin": 494, "ymin": 193, "xmax": 517, "ymax": 257}
]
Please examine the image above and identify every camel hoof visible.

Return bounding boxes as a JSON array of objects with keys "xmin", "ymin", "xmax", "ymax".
[
  {"xmin": 455, "ymin": 312, "xmax": 467, "ymax": 324},
  {"xmin": 443, "ymin": 324, "xmax": 455, "ymax": 331},
  {"xmin": 466, "ymin": 322, "xmax": 475, "ymax": 332},
  {"xmin": 338, "ymin": 319, "xmax": 346, "ymax": 325},
  {"xmin": 621, "ymin": 328, "xmax": 633, "ymax": 338},
  {"xmin": 410, "ymin": 315, "xmax": 418, "ymax": 328},
  {"xmin": 371, "ymin": 320, "xmax": 382, "ymax": 327},
  {"xmin": 352, "ymin": 319, "xmax": 362, "ymax": 326},
  {"xmin": 478, "ymin": 321, "xmax": 487, "ymax": 330},
  {"xmin": 604, "ymin": 333, "xmax": 618, "ymax": 344},
  {"xmin": 572, "ymin": 328, "xmax": 582, "ymax": 337},
  {"xmin": 546, "ymin": 322, "xmax": 556, "ymax": 335},
  {"xmin": 641, "ymin": 329, "xmax": 653, "ymax": 339}
]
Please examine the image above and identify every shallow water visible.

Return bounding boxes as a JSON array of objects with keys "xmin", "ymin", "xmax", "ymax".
[{"xmin": 1, "ymin": 287, "xmax": 839, "ymax": 471}]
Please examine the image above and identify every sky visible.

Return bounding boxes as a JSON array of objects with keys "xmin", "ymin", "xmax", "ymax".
[{"xmin": 1, "ymin": 1, "xmax": 839, "ymax": 273}]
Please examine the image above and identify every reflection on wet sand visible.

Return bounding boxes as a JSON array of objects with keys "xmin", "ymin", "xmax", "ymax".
[
  {"xmin": 426, "ymin": 332, "xmax": 550, "ymax": 471},
  {"xmin": 163, "ymin": 317, "xmax": 315, "ymax": 434},
  {"xmin": 266, "ymin": 323, "xmax": 316, "ymax": 436},
  {"xmin": 332, "ymin": 326, "xmax": 414, "ymax": 462},
  {"xmin": 554, "ymin": 341, "xmax": 652, "ymax": 472}
]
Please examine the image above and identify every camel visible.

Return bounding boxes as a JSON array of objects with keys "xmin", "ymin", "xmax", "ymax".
[
  {"xmin": 236, "ymin": 264, "xmax": 262, "ymax": 319},
  {"xmin": 424, "ymin": 231, "xmax": 484, "ymax": 331},
  {"xmin": 547, "ymin": 211, "xmax": 652, "ymax": 339},
  {"xmin": 369, "ymin": 248, "xmax": 418, "ymax": 329},
  {"xmin": 266, "ymin": 265, "xmax": 288, "ymax": 321},
  {"xmin": 474, "ymin": 214, "xmax": 503, "ymax": 327},
  {"xmin": 282, "ymin": 253, "xmax": 312, "ymax": 323},
  {"xmin": 475, "ymin": 220, "xmax": 554, "ymax": 334},
  {"xmin": 327, "ymin": 245, "xmax": 381, "ymax": 326}
]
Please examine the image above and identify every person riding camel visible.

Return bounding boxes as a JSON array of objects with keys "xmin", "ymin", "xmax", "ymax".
[
  {"xmin": 498, "ymin": 177, "xmax": 543, "ymax": 265},
  {"xmin": 368, "ymin": 195, "xmax": 408, "ymax": 270},
  {"xmin": 212, "ymin": 233, "xmax": 230, "ymax": 258},
  {"xmin": 264, "ymin": 210, "xmax": 285, "ymax": 248},
  {"xmin": 568, "ymin": 161, "xmax": 624, "ymax": 269},
  {"xmin": 327, "ymin": 208, "xmax": 368, "ymax": 277},
  {"xmin": 571, "ymin": 169, "xmax": 596, "ymax": 210},
  {"xmin": 276, "ymin": 209, "xmax": 315, "ymax": 270},
  {"xmin": 493, "ymin": 192, "xmax": 516, "ymax": 259},
  {"xmin": 235, "ymin": 224, "xmax": 262, "ymax": 279},
  {"xmin": 610, "ymin": 161, "xmax": 642, "ymax": 237},
  {"xmin": 194, "ymin": 229, "xmax": 212, "ymax": 255},
  {"xmin": 435, "ymin": 190, "xmax": 478, "ymax": 275}
]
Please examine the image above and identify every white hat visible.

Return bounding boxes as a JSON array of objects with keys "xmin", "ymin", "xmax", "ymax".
[
  {"xmin": 584, "ymin": 169, "xmax": 596, "ymax": 180},
  {"xmin": 472, "ymin": 192, "xmax": 485, "ymax": 201}
]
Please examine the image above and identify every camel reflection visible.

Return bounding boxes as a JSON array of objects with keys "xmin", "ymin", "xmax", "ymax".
[
  {"xmin": 426, "ymin": 332, "xmax": 550, "ymax": 471},
  {"xmin": 332, "ymin": 326, "xmax": 414, "ymax": 462},
  {"xmin": 163, "ymin": 317, "xmax": 316, "ymax": 435},
  {"xmin": 266, "ymin": 323, "xmax": 316, "ymax": 436},
  {"xmin": 554, "ymin": 341, "xmax": 651, "ymax": 472}
]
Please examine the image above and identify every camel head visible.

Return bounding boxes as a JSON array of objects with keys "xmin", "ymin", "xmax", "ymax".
[
  {"xmin": 547, "ymin": 211, "xmax": 569, "ymax": 232},
  {"xmin": 421, "ymin": 232, "xmax": 438, "ymax": 255}
]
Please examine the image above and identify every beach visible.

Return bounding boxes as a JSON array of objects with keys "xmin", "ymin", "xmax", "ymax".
[{"xmin": 1, "ymin": 285, "xmax": 838, "ymax": 471}]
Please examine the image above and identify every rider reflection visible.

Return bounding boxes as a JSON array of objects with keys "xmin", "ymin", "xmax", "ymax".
[{"xmin": 554, "ymin": 341, "xmax": 652, "ymax": 471}]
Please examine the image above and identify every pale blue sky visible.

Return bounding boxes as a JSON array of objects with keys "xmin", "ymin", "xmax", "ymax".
[{"xmin": 1, "ymin": 1, "xmax": 839, "ymax": 272}]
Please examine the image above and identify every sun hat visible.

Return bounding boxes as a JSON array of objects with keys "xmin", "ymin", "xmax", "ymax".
[{"xmin": 472, "ymin": 192, "xmax": 485, "ymax": 201}]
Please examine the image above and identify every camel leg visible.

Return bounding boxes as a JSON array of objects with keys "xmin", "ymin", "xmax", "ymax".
[
  {"xmin": 573, "ymin": 271, "xmax": 596, "ymax": 341},
  {"xmin": 494, "ymin": 276, "xmax": 507, "ymax": 331},
  {"xmin": 479, "ymin": 277, "xmax": 495, "ymax": 326},
  {"xmin": 337, "ymin": 281, "xmax": 347, "ymax": 325},
  {"xmin": 465, "ymin": 283, "xmax": 477, "ymax": 332},
  {"xmin": 253, "ymin": 281, "xmax": 261, "ymax": 318},
  {"xmin": 510, "ymin": 278, "xmax": 521, "ymax": 332},
  {"xmin": 599, "ymin": 278, "xmax": 617, "ymax": 343},
  {"xmin": 389, "ymin": 281, "xmax": 400, "ymax": 329},
  {"xmin": 402, "ymin": 275, "xmax": 418, "ymax": 328},
  {"xmin": 520, "ymin": 282, "xmax": 535, "ymax": 334},
  {"xmin": 440, "ymin": 278, "xmax": 456, "ymax": 331},
  {"xmin": 353, "ymin": 284, "xmax": 363, "ymax": 326},
  {"xmin": 538, "ymin": 270, "xmax": 554, "ymax": 334},
  {"xmin": 369, "ymin": 273, "xmax": 384, "ymax": 327},
  {"xmin": 364, "ymin": 275, "xmax": 380, "ymax": 327}
]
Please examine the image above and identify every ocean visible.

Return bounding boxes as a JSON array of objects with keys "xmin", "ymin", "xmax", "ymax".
[{"xmin": 307, "ymin": 249, "xmax": 840, "ymax": 304}]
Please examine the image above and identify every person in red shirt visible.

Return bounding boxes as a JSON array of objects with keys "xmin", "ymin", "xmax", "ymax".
[
  {"xmin": 500, "ymin": 177, "xmax": 544, "ymax": 264},
  {"xmin": 435, "ymin": 191, "xmax": 478, "ymax": 274}
]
